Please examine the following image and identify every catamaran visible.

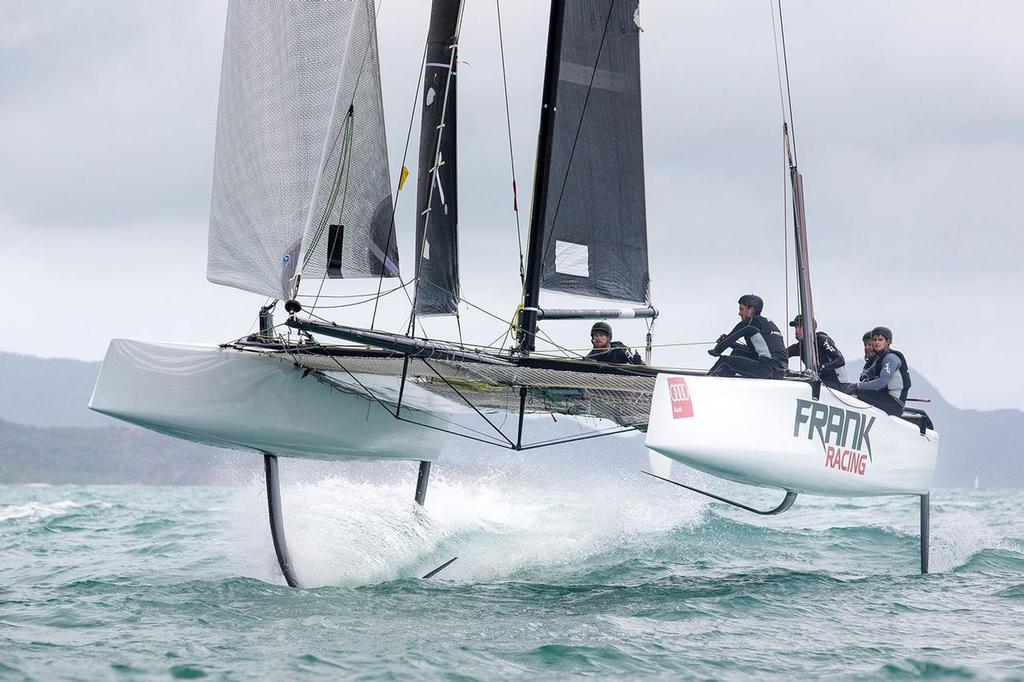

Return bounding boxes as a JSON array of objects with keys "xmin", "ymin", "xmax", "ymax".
[{"xmin": 89, "ymin": 0, "xmax": 939, "ymax": 586}]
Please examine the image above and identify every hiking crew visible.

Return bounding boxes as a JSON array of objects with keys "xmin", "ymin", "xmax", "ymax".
[
  {"xmin": 586, "ymin": 321, "xmax": 644, "ymax": 365},
  {"xmin": 787, "ymin": 314, "xmax": 847, "ymax": 388},
  {"xmin": 860, "ymin": 330, "xmax": 877, "ymax": 381},
  {"xmin": 852, "ymin": 326, "xmax": 910, "ymax": 416},
  {"xmin": 708, "ymin": 294, "xmax": 787, "ymax": 379}
]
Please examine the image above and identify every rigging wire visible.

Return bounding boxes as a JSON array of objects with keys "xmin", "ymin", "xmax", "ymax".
[
  {"xmin": 306, "ymin": 112, "xmax": 357, "ymax": 311},
  {"xmin": 777, "ymin": 0, "xmax": 799, "ymax": 166},
  {"xmin": 495, "ymin": 0, "xmax": 526, "ymax": 287},
  {"xmin": 371, "ymin": 32, "xmax": 431, "ymax": 330},
  {"xmin": 769, "ymin": 0, "xmax": 792, "ymax": 349}
]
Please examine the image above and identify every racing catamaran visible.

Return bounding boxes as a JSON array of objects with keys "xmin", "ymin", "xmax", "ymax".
[{"xmin": 89, "ymin": 0, "xmax": 939, "ymax": 586}]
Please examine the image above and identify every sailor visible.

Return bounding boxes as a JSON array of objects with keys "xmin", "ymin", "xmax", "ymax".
[
  {"xmin": 587, "ymin": 321, "xmax": 644, "ymax": 365},
  {"xmin": 707, "ymin": 294, "xmax": 787, "ymax": 379},
  {"xmin": 851, "ymin": 326, "xmax": 911, "ymax": 416},
  {"xmin": 787, "ymin": 314, "xmax": 847, "ymax": 388},
  {"xmin": 860, "ymin": 330, "xmax": 877, "ymax": 381}
]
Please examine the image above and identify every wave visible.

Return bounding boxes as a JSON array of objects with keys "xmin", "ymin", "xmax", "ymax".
[{"xmin": 0, "ymin": 500, "xmax": 81, "ymax": 522}]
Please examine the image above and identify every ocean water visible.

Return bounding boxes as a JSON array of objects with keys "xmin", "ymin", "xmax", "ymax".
[{"xmin": 2, "ymin": 461, "xmax": 1023, "ymax": 680}]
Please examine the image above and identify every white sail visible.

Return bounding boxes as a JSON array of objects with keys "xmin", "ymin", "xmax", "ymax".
[
  {"xmin": 299, "ymin": 0, "xmax": 399, "ymax": 284},
  {"xmin": 207, "ymin": 0, "xmax": 398, "ymax": 301}
]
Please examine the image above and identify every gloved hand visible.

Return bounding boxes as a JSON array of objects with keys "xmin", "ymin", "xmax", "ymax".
[
  {"xmin": 708, "ymin": 348, "xmax": 721, "ymax": 357},
  {"xmin": 717, "ymin": 334, "xmax": 727, "ymax": 343}
]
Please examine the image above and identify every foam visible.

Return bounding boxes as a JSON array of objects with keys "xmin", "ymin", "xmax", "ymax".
[
  {"xmin": 220, "ymin": 463, "xmax": 707, "ymax": 588},
  {"xmin": 0, "ymin": 500, "xmax": 81, "ymax": 522}
]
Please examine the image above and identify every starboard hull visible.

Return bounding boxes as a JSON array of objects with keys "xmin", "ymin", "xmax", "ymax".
[
  {"xmin": 89, "ymin": 339, "xmax": 447, "ymax": 462},
  {"xmin": 645, "ymin": 374, "xmax": 938, "ymax": 496}
]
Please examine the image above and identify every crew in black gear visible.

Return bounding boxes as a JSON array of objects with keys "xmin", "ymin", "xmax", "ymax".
[
  {"xmin": 853, "ymin": 326, "xmax": 911, "ymax": 416},
  {"xmin": 708, "ymin": 294, "xmax": 787, "ymax": 379},
  {"xmin": 586, "ymin": 321, "xmax": 644, "ymax": 365},
  {"xmin": 860, "ymin": 330, "xmax": 877, "ymax": 381},
  {"xmin": 786, "ymin": 314, "xmax": 847, "ymax": 388}
]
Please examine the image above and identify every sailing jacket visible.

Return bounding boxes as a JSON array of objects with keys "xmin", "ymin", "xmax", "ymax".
[
  {"xmin": 587, "ymin": 341, "xmax": 644, "ymax": 365},
  {"xmin": 787, "ymin": 331, "xmax": 847, "ymax": 384},
  {"xmin": 860, "ymin": 353, "xmax": 877, "ymax": 382},
  {"xmin": 858, "ymin": 348, "xmax": 911, "ymax": 404},
  {"xmin": 711, "ymin": 315, "xmax": 787, "ymax": 377}
]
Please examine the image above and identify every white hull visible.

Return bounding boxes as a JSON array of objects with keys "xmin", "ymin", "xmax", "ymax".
[
  {"xmin": 645, "ymin": 374, "xmax": 938, "ymax": 496},
  {"xmin": 89, "ymin": 339, "xmax": 447, "ymax": 462}
]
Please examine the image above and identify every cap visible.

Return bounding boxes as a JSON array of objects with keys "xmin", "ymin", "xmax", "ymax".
[
  {"xmin": 591, "ymin": 321, "xmax": 613, "ymax": 338},
  {"xmin": 789, "ymin": 314, "xmax": 817, "ymax": 328},
  {"xmin": 863, "ymin": 330, "xmax": 874, "ymax": 342},
  {"xmin": 871, "ymin": 326, "xmax": 893, "ymax": 341}
]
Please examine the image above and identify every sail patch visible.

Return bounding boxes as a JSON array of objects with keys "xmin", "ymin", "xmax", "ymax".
[
  {"xmin": 559, "ymin": 60, "xmax": 628, "ymax": 93},
  {"xmin": 555, "ymin": 240, "xmax": 589, "ymax": 277}
]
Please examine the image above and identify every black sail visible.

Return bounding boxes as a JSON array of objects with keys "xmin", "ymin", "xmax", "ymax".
[
  {"xmin": 414, "ymin": 0, "xmax": 461, "ymax": 316},
  {"xmin": 538, "ymin": 0, "xmax": 649, "ymax": 304}
]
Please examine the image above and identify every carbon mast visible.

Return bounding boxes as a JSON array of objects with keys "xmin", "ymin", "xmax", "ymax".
[{"xmin": 517, "ymin": 0, "xmax": 566, "ymax": 354}]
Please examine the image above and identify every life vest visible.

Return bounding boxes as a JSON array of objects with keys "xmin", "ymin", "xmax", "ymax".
[{"xmin": 868, "ymin": 347, "xmax": 912, "ymax": 404}]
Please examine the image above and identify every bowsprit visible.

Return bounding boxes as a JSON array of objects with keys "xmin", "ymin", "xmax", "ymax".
[{"xmin": 793, "ymin": 399, "xmax": 875, "ymax": 460}]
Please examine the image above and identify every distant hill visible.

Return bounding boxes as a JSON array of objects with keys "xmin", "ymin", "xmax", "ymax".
[
  {"xmin": 845, "ymin": 361, "xmax": 1022, "ymax": 489},
  {"xmin": 0, "ymin": 417, "xmax": 249, "ymax": 485},
  {"xmin": 0, "ymin": 352, "xmax": 109, "ymax": 428},
  {"xmin": 0, "ymin": 351, "xmax": 1020, "ymax": 487}
]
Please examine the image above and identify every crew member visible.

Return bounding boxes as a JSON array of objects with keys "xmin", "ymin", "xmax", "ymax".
[
  {"xmin": 860, "ymin": 330, "xmax": 877, "ymax": 381},
  {"xmin": 851, "ymin": 326, "xmax": 911, "ymax": 416},
  {"xmin": 587, "ymin": 321, "xmax": 644, "ymax": 365},
  {"xmin": 707, "ymin": 294, "xmax": 787, "ymax": 379},
  {"xmin": 787, "ymin": 314, "xmax": 847, "ymax": 388}
]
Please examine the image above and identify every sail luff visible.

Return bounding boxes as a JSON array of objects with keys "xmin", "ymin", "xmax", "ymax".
[
  {"xmin": 413, "ymin": 0, "xmax": 464, "ymax": 316},
  {"xmin": 518, "ymin": 0, "xmax": 568, "ymax": 353}
]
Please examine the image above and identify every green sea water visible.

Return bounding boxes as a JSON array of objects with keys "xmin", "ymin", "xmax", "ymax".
[{"xmin": 2, "ymin": 465, "xmax": 1023, "ymax": 680}]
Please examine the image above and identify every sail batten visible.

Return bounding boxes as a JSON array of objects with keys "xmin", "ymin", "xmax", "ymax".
[{"xmin": 207, "ymin": 0, "xmax": 398, "ymax": 301}]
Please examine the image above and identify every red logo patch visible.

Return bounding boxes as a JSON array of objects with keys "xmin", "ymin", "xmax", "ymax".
[{"xmin": 667, "ymin": 377, "xmax": 693, "ymax": 419}]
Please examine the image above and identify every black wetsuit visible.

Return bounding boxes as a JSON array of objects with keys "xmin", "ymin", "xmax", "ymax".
[
  {"xmin": 708, "ymin": 315, "xmax": 787, "ymax": 379},
  {"xmin": 860, "ymin": 353, "xmax": 876, "ymax": 382},
  {"xmin": 787, "ymin": 331, "xmax": 847, "ymax": 387},
  {"xmin": 587, "ymin": 341, "xmax": 644, "ymax": 365}
]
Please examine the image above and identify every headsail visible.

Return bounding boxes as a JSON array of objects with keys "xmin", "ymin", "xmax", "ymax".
[
  {"xmin": 536, "ymin": 0, "xmax": 649, "ymax": 304},
  {"xmin": 414, "ymin": 0, "xmax": 463, "ymax": 316},
  {"xmin": 207, "ymin": 0, "xmax": 398, "ymax": 301}
]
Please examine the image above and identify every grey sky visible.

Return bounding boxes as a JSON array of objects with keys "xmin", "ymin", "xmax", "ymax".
[{"xmin": 1, "ymin": 1, "xmax": 1021, "ymax": 411}]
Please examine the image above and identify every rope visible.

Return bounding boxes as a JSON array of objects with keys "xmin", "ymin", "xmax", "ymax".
[
  {"xmin": 769, "ymin": 0, "xmax": 792, "ymax": 349},
  {"xmin": 777, "ymin": 0, "xmax": 799, "ymax": 166},
  {"xmin": 306, "ymin": 111, "xmax": 356, "ymax": 311},
  {"xmin": 495, "ymin": 0, "xmax": 525, "ymax": 287},
  {"xmin": 371, "ymin": 36, "xmax": 431, "ymax": 330}
]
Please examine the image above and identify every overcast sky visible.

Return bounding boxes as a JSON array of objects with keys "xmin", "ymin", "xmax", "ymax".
[{"xmin": 2, "ymin": 1, "xmax": 1021, "ymax": 412}]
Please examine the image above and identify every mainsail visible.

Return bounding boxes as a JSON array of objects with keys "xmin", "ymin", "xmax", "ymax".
[
  {"xmin": 207, "ymin": 0, "xmax": 398, "ymax": 301},
  {"xmin": 414, "ymin": 0, "xmax": 462, "ymax": 316},
  {"xmin": 536, "ymin": 0, "xmax": 650, "ymax": 304}
]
